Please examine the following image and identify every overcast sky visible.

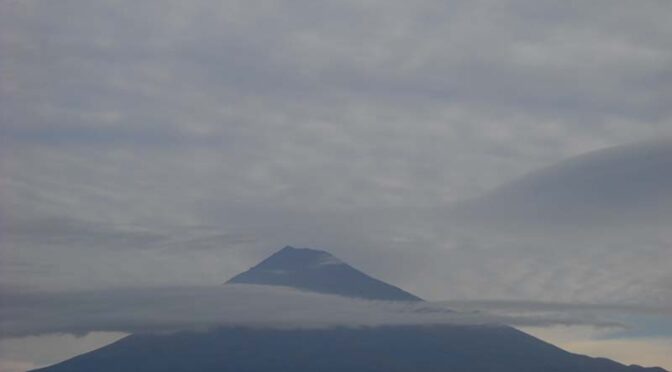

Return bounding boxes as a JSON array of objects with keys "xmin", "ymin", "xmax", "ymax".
[{"xmin": 1, "ymin": 0, "xmax": 672, "ymax": 370}]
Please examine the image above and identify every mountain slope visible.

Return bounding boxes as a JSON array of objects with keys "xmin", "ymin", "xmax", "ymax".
[
  {"xmin": 32, "ymin": 325, "xmax": 665, "ymax": 372},
  {"xmin": 227, "ymin": 246, "xmax": 422, "ymax": 301}
]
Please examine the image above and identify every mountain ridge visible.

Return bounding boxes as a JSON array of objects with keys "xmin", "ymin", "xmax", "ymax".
[{"xmin": 226, "ymin": 246, "xmax": 422, "ymax": 302}]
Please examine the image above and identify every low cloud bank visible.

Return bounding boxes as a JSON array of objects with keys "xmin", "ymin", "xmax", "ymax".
[{"xmin": 0, "ymin": 285, "xmax": 634, "ymax": 338}]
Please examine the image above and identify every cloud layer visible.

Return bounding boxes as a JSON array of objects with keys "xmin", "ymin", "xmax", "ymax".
[
  {"xmin": 2, "ymin": 1, "xmax": 672, "ymax": 368},
  {"xmin": 2, "ymin": 0, "xmax": 671, "ymax": 298},
  {"xmin": 1, "ymin": 284, "xmax": 642, "ymax": 339}
]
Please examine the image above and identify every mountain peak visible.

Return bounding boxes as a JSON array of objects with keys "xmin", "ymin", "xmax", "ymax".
[
  {"xmin": 254, "ymin": 246, "xmax": 345, "ymax": 271},
  {"xmin": 227, "ymin": 246, "xmax": 422, "ymax": 302}
]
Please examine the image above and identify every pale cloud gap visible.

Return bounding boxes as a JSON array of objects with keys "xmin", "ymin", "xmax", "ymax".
[
  {"xmin": 521, "ymin": 326, "xmax": 672, "ymax": 370},
  {"xmin": 0, "ymin": 332, "xmax": 127, "ymax": 372}
]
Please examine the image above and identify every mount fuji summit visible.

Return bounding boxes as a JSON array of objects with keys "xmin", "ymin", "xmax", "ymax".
[{"xmin": 227, "ymin": 245, "xmax": 422, "ymax": 301}]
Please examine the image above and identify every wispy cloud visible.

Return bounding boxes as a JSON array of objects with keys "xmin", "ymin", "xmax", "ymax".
[{"xmin": 443, "ymin": 300, "xmax": 672, "ymax": 316}]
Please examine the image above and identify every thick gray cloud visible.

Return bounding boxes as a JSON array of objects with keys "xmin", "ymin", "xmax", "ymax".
[
  {"xmin": 1, "ymin": 0, "xmax": 671, "ymax": 363},
  {"xmin": 451, "ymin": 139, "xmax": 672, "ymax": 227},
  {"xmin": 408, "ymin": 139, "xmax": 672, "ymax": 304},
  {"xmin": 2, "ymin": 1, "xmax": 672, "ymax": 368}
]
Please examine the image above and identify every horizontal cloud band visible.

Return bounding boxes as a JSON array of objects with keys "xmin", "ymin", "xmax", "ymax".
[{"xmin": 0, "ymin": 284, "xmax": 633, "ymax": 338}]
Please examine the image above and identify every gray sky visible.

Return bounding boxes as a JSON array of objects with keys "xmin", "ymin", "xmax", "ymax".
[{"xmin": 1, "ymin": 0, "xmax": 672, "ymax": 370}]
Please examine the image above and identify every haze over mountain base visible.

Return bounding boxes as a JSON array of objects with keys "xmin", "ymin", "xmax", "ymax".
[{"xmin": 31, "ymin": 325, "xmax": 665, "ymax": 372}]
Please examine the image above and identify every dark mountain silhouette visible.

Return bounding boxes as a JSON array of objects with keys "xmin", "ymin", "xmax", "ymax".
[
  {"xmin": 32, "ymin": 247, "xmax": 667, "ymax": 372},
  {"xmin": 32, "ymin": 326, "xmax": 666, "ymax": 372},
  {"xmin": 227, "ymin": 246, "xmax": 422, "ymax": 301}
]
